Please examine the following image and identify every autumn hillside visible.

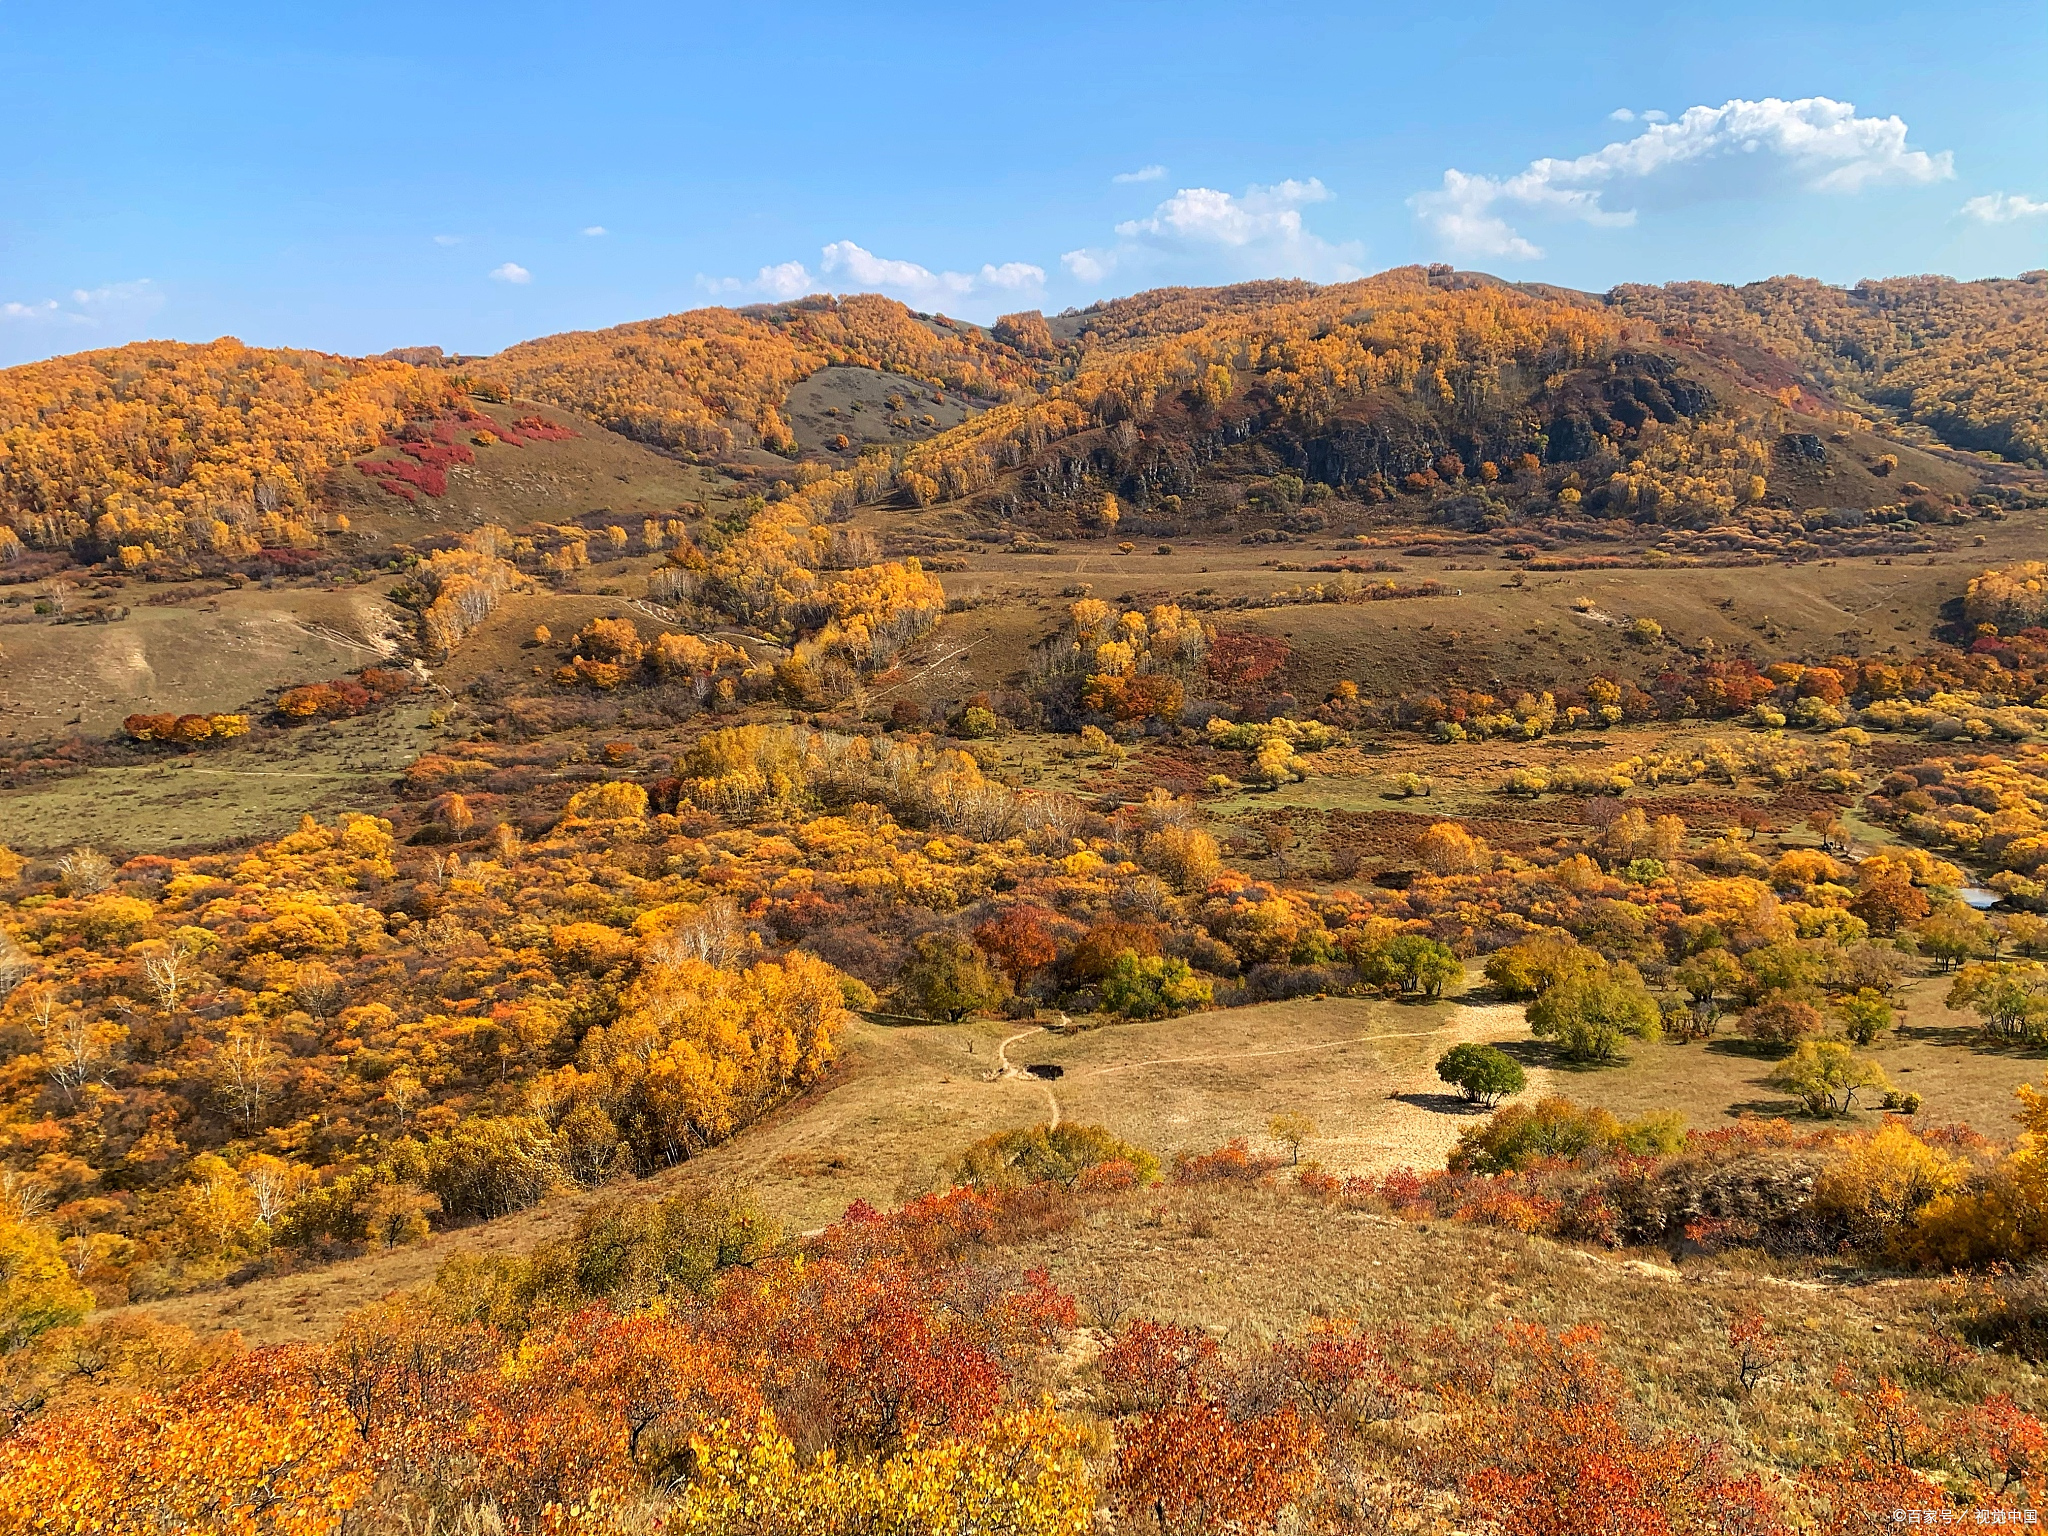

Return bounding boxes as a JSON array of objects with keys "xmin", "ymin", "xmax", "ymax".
[{"xmin": 6, "ymin": 264, "xmax": 2048, "ymax": 1533}]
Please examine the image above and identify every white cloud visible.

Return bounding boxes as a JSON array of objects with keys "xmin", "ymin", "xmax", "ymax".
[
  {"xmin": 1, "ymin": 279, "xmax": 162, "ymax": 328},
  {"xmin": 1116, "ymin": 178, "xmax": 1332, "ymax": 246},
  {"xmin": 696, "ymin": 261, "xmax": 815, "ymax": 299},
  {"xmin": 1068, "ymin": 177, "xmax": 1363, "ymax": 286},
  {"xmin": 1609, "ymin": 109, "xmax": 1635, "ymax": 122},
  {"xmin": 433, "ymin": 234, "xmax": 462, "ymax": 246},
  {"xmin": 1642, "ymin": 110, "xmax": 1669, "ymax": 124},
  {"xmin": 1412, "ymin": 95, "xmax": 1955, "ymax": 260},
  {"xmin": 489, "ymin": 262, "xmax": 531, "ymax": 284},
  {"xmin": 756, "ymin": 261, "xmax": 817, "ymax": 299},
  {"xmin": 1113, "ymin": 164, "xmax": 1166, "ymax": 183},
  {"xmin": 817, "ymin": 241, "xmax": 1046, "ymax": 310},
  {"xmin": 1061, "ymin": 249, "xmax": 1112, "ymax": 283},
  {"xmin": 582, "ymin": 225, "xmax": 607, "ymax": 237},
  {"xmin": 1962, "ymin": 192, "xmax": 2048, "ymax": 223},
  {"xmin": 697, "ymin": 246, "xmax": 1042, "ymax": 313}
]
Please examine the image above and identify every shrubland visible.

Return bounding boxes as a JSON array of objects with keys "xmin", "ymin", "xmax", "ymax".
[
  {"xmin": 10, "ymin": 1113, "xmax": 2048, "ymax": 1532},
  {"xmin": 5, "ymin": 266, "xmax": 2048, "ymax": 1533}
]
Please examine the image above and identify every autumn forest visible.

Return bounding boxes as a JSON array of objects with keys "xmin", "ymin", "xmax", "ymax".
[{"xmin": 5, "ymin": 263, "xmax": 2048, "ymax": 1532}]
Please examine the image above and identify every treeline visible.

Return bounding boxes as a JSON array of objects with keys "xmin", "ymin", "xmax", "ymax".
[{"xmin": 1367, "ymin": 603, "xmax": 2048, "ymax": 744}]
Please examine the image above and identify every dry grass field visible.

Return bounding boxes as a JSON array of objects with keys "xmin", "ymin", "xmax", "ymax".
[
  {"xmin": 0, "ymin": 584, "xmax": 407, "ymax": 741},
  {"xmin": 867, "ymin": 514, "xmax": 2042, "ymax": 709},
  {"xmin": 0, "ymin": 698, "xmax": 440, "ymax": 853}
]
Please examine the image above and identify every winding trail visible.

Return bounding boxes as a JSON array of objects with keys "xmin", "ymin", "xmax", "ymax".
[{"xmin": 997, "ymin": 1026, "xmax": 1059, "ymax": 1128}]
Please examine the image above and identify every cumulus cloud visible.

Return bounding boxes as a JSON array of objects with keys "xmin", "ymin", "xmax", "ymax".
[
  {"xmin": 582, "ymin": 225, "xmax": 607, "ymax": 237},
  {"xmin": 696, "ymin": 261, "xmax": 815, "ymax": 299},
  {"xmin": 1412, "ymin": 96, "xmax": 1955, "ymax": 260},
  {"xmin": 1115, "ymin": 178, "xmax": 1332, "ymax": 245},
  {"xmin": 1113, "ymin": 164, "xmax": 1166, "ymax": 183},
  {"xmin": 489, "ymin": 262, "xmax": 531, "ymax": 284},
  {"xmin": 1962, "ymin": 192, "xmax": 2048, "ymax": 223},
  {"xmin": 1609, "ymin": 108, "xmax": 1635, "ymax": 122},
  {"xmin": 698, "ymin": 245, "xmax": 1043, "ymax": 312},
  {"xmin": 756, "ymin": 260, "xmax": 818, "ymax": 299},
  {"xmin": 818, "ymin": 241, "xmax": 1046, "ymax": 307},
  {"xmin": 1061, "ymin": 248, "xmax": 1113, "ymax": 283},
  {"xmin": 1, "ymin": 279, "xmax": 162, "ymax": 328},
  {"xmin": 1066, "ymin": 177, "xmax": 1363, "ymax": 287}
]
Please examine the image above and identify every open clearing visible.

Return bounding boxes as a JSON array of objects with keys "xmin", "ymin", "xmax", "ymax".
[
  {"xmin": 0, "ymin": 585, "xmax": 406, "ymax": 741},
  {"xmin": 129, "ymin": 968, "xmax": 2046, "ymax": 1347},
  {"xmin": 0, "ymin": 698, "xmax": 440, "ymax": 853}
]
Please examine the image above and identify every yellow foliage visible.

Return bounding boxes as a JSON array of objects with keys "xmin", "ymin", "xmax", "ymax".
[
  {"xmin": 675, "ymin": 1404, "xmax": 1094, "ymax": 1536},
  {"xmin": 0, "ymin": 339, "xmax": 453, "ymax": 558}
]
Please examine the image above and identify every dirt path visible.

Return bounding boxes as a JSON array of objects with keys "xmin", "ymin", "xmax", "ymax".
[{"xmin": 997, "ymin": 1026, "xmax": 1059, "ymax": 1127}]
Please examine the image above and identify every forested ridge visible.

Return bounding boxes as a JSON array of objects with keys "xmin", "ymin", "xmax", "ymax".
[{"xmin": 5, "ymin": 265, "xmax": 2046, "ymax": 580}]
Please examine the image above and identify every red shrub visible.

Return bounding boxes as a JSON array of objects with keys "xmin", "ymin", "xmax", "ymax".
[{"xmin": 1171, "ymin": 1138, "xmax": 1283, "ymax": 1186}]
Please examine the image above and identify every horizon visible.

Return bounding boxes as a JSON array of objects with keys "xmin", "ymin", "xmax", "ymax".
[
  {"xmin": 8, "ymin": 260, "xmax": 2048, "ymax": 372},
  {"xmin": 3, "ymin": 0, "xmax": 2046, "ymax": 367}
]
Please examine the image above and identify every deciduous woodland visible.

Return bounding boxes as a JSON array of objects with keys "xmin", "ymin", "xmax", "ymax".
[{"xmin": 4, "ymin": 263, "xmax": 2048, "ymax": 1531}]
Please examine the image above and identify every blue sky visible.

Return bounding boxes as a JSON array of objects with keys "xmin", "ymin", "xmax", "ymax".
[{"xmin": 3, "ymin": 1, "xmax": 2044, "ymax": 366}]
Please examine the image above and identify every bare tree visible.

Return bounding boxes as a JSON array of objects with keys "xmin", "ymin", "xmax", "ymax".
[
  {"xmin": 56, "ymin": 846, "xmax": 113, "ymax": 894},
  {"xmin": 1, "ymin": 1169, "xmax": 53, "ymax": 1225},
  {"xmin": 211, "ymin": 1028, "xmax": 281, "ymax": 1129},
  {"xmin": 142, "ymin": 939, "xmax": 202, "ymax": 1014},
  {"xmin": 39, "ymin": 994, "xmax": 118, "ymax": 1104},
  {"xmin": 1073, "ymin": 1261, "xmax": 1143, "ymax": 1330},
  {"xmin": 383, "ymin": 1070, "xmax": 424, "ymax": 1126},
  {"xmin": 652, "ymin": 898, "xmax": 748, "ymax": 970},
  {"xmin": 292, "ymin": 961, "xmax": 345, "ymax": 1020},
  {"xmin": 241, "ymin": 1156, "xmax": 307, "ymax": 1226},
  {"xmin": 0, "ymin": 929, "xmax": 32, "ymax": 1000},
  {"xmin": 43, "ymin": 578, "xmax": 72, "ymax": 618}
]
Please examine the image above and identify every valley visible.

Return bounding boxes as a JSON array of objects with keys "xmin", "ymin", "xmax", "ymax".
[{"xmin": 5, "ymin": 266, "xmax": 2048, "ymax": 1531}]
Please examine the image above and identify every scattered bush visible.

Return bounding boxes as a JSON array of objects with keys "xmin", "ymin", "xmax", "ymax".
[{"xmin": 1436, "ymin": 1043, "xmax": 1527, "ymax": 1107}]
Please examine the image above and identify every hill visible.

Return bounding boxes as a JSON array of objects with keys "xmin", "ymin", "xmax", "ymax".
[{"xmin": 5, "ymin": 265, "xmax": 2048, "ymax": 1533}]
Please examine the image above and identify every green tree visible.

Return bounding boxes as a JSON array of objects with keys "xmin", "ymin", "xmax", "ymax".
[
  {"xmin": 1526, "ymin": 966, "xmax": 1661, "ymax": 1063},
  {"xmin": 893, "ymin": 932, "xmax": 1012, "ymax": 1022},
  {"xmin": 1769, "ymin": 1041, "xmax": 1890, "ymax": 1117},
  {"xmin": 1450, "ymin": 1097, "xmax": 1618, "ymax": 1173},
  {"xmin": 1674, "ymin": 948, "xmax": 1743, "ymax": 1008},
  {"xmin": 1386, "ymin": 934, "xmax": 1461, "ymax": 998},
  {"xmin": 953, "ymin": 1124, "xmax": 1159, "ymax": 1191},
  {"xmin": 1100, "ymin": 951, "xmax": 1212, "ymax": 1020},
  {"xmin": 1918, "ymin": 908, "xmax": 1997, "ymax": 973},
  {"xmin": 1436, "ymin": 1043, "xmax": 1528, "ymax": 1107},
  {"xmin": 1833, "ymin": 988, "xmax": 1895, "ymax": 1047},
  {"xmin": 1946, "ymin": 962, "xmax": 2048, "ymax": 1044}
]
